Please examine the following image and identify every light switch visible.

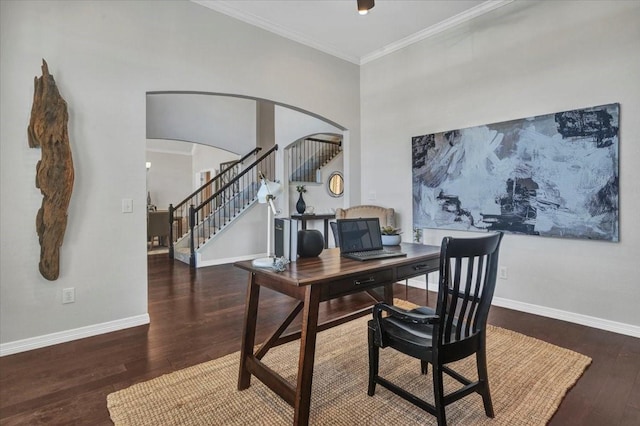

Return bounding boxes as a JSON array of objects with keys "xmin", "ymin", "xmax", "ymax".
[{"xmin": 122, "ymin": 198, "xmax": 133, "ymax": 213}]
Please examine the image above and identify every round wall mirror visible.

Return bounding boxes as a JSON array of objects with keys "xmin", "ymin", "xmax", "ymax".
[{"xmin": 327, "ymin": 172, "xmax": 344, "ymax": 197}]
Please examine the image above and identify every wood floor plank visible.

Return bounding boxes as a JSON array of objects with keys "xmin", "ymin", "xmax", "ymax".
[{"xmin": 0, "ymin": 255, "xmax": 638, "ymax": 425}]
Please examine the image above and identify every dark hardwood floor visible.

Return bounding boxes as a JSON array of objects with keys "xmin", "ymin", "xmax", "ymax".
[{"xmin": 1, "ymin": 254, "xmax": 639, "ymax": 425}]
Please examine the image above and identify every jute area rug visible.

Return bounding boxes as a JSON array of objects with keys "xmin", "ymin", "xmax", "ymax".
[{"xmin": 107, "ymin": 301, "xmax": 591, "ymax": 425}]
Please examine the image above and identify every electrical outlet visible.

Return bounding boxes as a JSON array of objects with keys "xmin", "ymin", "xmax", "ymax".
[
  {"xmin": 499, "ymin": 266, "xmax": 508, "ymax": 280},
  {"xmin": 62, "ymin": 287, "xmax": 75, "ymax": 304}
]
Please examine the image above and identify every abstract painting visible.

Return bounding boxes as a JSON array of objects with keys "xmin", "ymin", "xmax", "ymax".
[{"xmin": 412, "ymin": 103, "xmax": 619, "ymax": 241}]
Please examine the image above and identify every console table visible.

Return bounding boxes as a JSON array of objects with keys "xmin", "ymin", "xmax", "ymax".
[
  {"xmin": 234, "ymin": 243, "xmax": 440, "ymax": 425},
  {"xmin": 290, "ymin": 213, "xmax": 335, "ymax": 248}
]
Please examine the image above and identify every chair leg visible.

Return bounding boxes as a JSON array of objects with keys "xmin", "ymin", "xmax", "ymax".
[
  {"xmin": 476, "ymin": 347, "xmax": 495, "ymax": 418},
  {"xmin": 367, "ymin": 328, "xmax": 379, "ymax": 396},
  {"xmin": 421, "ymin": 360, "xmax": 429, "ymax": 375},
  {"xmin": 432, "ymin": 363, "xmax": 447, "ymax": 426}
]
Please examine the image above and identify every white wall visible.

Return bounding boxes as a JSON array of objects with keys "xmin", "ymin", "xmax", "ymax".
[
  {"xmin": 0, "ymin": 0, "xmax": 359, "ymax": 353},
  {"xmin": 147, "ymin": 93, "xmax": 257, "ymax": 155},
  {"xmin": 361, "ymin": 0, "xmax": 640, "ymax": 331},
  {"xmin": 146, "ymin": 150, "xmax": 192, "ymax": 210},
  {"xmin": 274, "ymin": 106, "xmax": 345, "ymax": 216},
  {"xmin": 197, "ymin": 106, "xmax": 346, "ymax": 265},
  {"xmin": 293, "ymin": 155, "xmax": 344, "ymax": 218},
  {"xmin": 197, "ymin": 204, "xmax": 266, "ymax": 265},
  {"xmin": 191, "ymin": 143, "xmax": 239, "ymax": 190}
]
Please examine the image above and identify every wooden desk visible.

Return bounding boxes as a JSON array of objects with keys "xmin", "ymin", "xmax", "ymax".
[
  {"xmin": 290, "ymin": 213, "xmax": 336, "ymax": 248},
  {"xmin": 234, "ymin": 243, "xmax": 440, "ymax": 425}
]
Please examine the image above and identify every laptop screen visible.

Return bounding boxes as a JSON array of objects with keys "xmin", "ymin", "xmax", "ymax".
[{"xmin": 337, "ymin": 218, "xmax": 383, "ymax": 254}]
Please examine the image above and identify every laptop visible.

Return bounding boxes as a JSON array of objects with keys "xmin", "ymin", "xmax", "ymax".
[{"xmin": 336, "ymin": 218, "xmax": 406, "ymax": 261}]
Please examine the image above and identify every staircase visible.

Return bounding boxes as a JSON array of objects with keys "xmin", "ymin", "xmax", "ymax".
[
  {"xmin": 170, "ymin": 137, "xmax": 342, "ymax": 267},
  {"xmin": 169, "ymin": 146, "xmax": 276, "ymax": 266},
  {"xmin": 289, "ymin": 138, "xmax": 342, "ymax": 182}
]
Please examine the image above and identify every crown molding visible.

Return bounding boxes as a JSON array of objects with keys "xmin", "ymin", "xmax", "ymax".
[
  {"xmin": 192, "ymin": 0, "xmax": 361, "ymax": 64},
  {"xmin": 360, "ymin": 0, "xmax": 514, "ymax": 64},
  {"xmin": 193, "ymin": 1, "xmax": 514, "ymax": 66}
]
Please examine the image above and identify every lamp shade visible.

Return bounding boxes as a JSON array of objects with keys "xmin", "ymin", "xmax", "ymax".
[{"xmin": 257, "ymin": 179, "xmax": 282, "ymax": 203}]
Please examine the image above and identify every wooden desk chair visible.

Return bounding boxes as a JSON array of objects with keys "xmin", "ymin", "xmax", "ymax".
[{"xmin": 367, "ymin": 232, "xmax": 504, "ymax": 426}]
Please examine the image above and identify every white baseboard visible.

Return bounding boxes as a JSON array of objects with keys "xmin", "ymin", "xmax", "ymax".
[
  {"xmin": 8, "ymin": 276, "xmax": 635, "ymax": 357},
  {"xmin": 406, "ymin": 278, "xmax": 640, "ymax": 338},
  {"xmin": 196, "ymin": 253, "xmax": 263, "ymax": 268},
  {"xmin": 0, "ymin": 313, "xmax": 150, "ymax": 357},
  {"xmin": 491, "ymin": 297, "xmax": 640, "ymax": 338}
]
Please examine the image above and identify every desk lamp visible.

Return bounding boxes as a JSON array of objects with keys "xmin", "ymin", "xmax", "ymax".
[{"xmin": 252, "ymin": 171, "xmax": 283, "ymax": 268}]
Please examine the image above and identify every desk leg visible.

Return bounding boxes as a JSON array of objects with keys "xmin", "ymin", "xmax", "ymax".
[
  {"xmin": 293, "ymin": 285, "xmax": 321, "ymax": 426},
  {"xmin": 238, "ymin": 272, "xmax": 260, "ymax": 390},
  {"xmin": 425, "ymin": 272, "xmax": 429, "ymax": 306},
  {"xmin": 383, "ymin": 283, "xmax": 394, "ymax": 305},
  {"xmin": 323, "ymin": 219, "xmax": 329, "ymax": 249}
]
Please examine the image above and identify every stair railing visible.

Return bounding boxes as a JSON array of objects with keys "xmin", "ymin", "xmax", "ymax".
[
  {"xmin": 186, "ymin": 145, "xmax": 278, "ymax": 266},
  {"xmin": 168, "ymin": 147, "xmax": 261, "ymax": 257},
  {"xmin": 290, "ymin": 138, "xmax": 341, "ymax": 182}
]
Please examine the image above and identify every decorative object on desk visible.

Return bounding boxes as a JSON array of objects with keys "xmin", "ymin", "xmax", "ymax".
[
  {"xmin": 380, "ymin": 226, "xmax": 402, "ymax": 246},
  {"xmin": 412, "ymin": 103, "xmax": 619, "ymax": 242},
  {"xmin": 272, "ymin": 256, "xmax": 290, "ymax": 272},
  {"xmin": 28, "ymin": 59, "xmax": 74, "ymax": 281},
  {"xmin": 107, "ymin": 311, "xmax": 591, "ymax": 426},
  {"xmin": 252, "ymin": 172, "xmax": 283, "ymax": 268},
  {"xmin": 295, "ymin": 184, "xmax": 306, "ymax": 214},
  {"xmin": 413, "ymin": 227, "xmax": 423, "ymax": 243},
  {"xmin": 297, "ymin": 229, "xmax": 324, "ymax": 257}
]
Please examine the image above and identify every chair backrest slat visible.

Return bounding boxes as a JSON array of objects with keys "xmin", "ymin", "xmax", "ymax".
[
  {"xmin": 444, "ymin": 259, "xmax": 461, "ymax": 342},
  {"xmin": 457, "ymin": 256, "xmax": 475, "ymax": 340},
  {"xmin": 468, "ymin": 255, "xmax": 485, "ymax": 335},
  {"xmin": 435, "ymin": 232, "xmax": 503, "ymax": 347}
]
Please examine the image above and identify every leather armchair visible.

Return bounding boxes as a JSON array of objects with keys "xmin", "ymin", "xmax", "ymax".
[{"xmin": 334, "ymin": 205, "xmax": 395, "ymax": 228}]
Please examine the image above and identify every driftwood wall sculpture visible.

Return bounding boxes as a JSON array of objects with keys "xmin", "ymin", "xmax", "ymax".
[{"xmin": 27, "ymin": 59, "xmax": 74, "ymax": 281}]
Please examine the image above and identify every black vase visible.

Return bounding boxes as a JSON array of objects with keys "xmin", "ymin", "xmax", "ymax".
[{"xmin": 296, "ymin": 193, "xmax": 306, "ymax": 214}]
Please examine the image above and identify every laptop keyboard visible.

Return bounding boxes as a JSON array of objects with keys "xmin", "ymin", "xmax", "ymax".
[{"xmin": 349, "ymin": 249, "xmax": 391, "ymax": 258}]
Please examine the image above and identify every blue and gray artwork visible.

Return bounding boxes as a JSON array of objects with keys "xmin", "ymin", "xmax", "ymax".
[{"xmin": 412, "ymin": 103, "xmax": 619, "ymax": 241}]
